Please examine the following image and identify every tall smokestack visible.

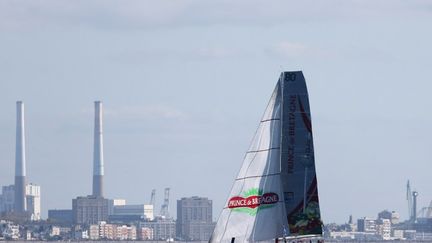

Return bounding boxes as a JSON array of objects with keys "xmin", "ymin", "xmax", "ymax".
[
  {"xmin": 14, "ymin": 101, "xmax": 27, "ymax": 212},
  {"xmin": 92, "ymin": 101, "xmax": 104, "ymax": 197}
]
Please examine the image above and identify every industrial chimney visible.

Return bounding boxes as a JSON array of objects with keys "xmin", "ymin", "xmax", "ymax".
[
  {"xmin": 14, "ymin": 101, "xmax": 27, "ymax": 212},
  {"xmin": 92, "ymin": 101, "xmax": 104, "ymax": 197}
]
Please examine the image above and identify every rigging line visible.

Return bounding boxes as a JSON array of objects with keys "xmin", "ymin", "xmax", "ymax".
[
  {"xmin": 236, "ymin": 173, "xmax": 280, "ymax": 181},
  {"xmin": 246, "ymin": 147, "xmax": 280, "ymax": 154}
]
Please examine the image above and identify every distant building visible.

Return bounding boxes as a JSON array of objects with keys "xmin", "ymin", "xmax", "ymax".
[
  {"xmin": 329, "ymin": 231, "xmax": 355, "ymax": 240},
  {"xmin": 89, "ymin": 224, "xmax": 99, "ymax": 240},
  {"xmin": 116, "ymin": 224, "xmax": 137, "ymax": 240},
  {"xmin": 108, "ymin": 199, "xmax": 126, "ymax": 215},
  {"xmin": 376, "ymin": 218, "xmax": 391, "ymax": 240},
  {"xmin": 404, "ymin": 230, "xmax": 417, "ymax": 240},
  {"xmin": 391, "ymin": 211, "xmax": 400, "ymax": 224},
  {"xmin": 89, "ymin": 221, "xmax": 137, "ymax": 240},
  {"xmin": 378, "ymin": 210, "xmax": 392, "ymax": 221},
  {"xmin": 112, "ymin": 204, "xmax": 154, "ymax": 220},
  {"xmin": 2, "ymin": 223, "xmax": 20, "ymax": 239},
  {"xmin": 26, "ymin": 183, "xmax": 41, "ymax": 220},
  {"xmin": 140, "ymin": 218, "xmax": 176, "ymax": 240},
  {"xmin": 413, "ymin": 218, "xmax": 432, "ymax": 233},
  {"xmin": 48, "ymin": 209, "xmax": 73, "ymax": 225},
  {"xmin": 108, "ymin": 214, "xmax": 144, "ymax": 224},
  {"xmin": 0, "ymin": 185, "xmax": 15, "ymax": 213},
  {"xmin": 50, "ymin": 226, "xmax": 61, "ymax": 237},
  {"xmin": 99, "ymin": 221, "xmax": 117, "ymax": 239},
  {"xmin": 358, "ymin": 217, "xmax": 376, "ymax": 233},
  {"xmin": 138, "ymin": 227, "xmax": 154, "ymax": 240},
  {"xmin": 393, "ymin": 229, "xmax": 404, "ymax": 239},
  {"xmin": 377, "ymin": 210, "xmax": 400, "ymax": 225},
  {"xmin": 176, "ymin": 196, "xmax": 216, "ymax": 241},
  {"xmin": 72, "ymin": 195, "xmax": 109, "ymax": 225},
  {"xmin": 0, "ymin": 184, "xmax": 41, "ymax": 220}
]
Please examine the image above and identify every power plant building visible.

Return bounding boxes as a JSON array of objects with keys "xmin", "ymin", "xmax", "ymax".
[
  {"xmin": 72, "ymin": 196, "xmax": 109, "ymax": 225},
  {"xmin": 25, "ymin": 183, "xmax": 41, "ymax": 220},
  {"xmin": 176, "ymin": 196, "xmax": 215, "ymax": 241},
  {"xmin": 108, "ymin": 199, "xmax": 126, "ymax": 215},
  {"xmin": 112, "ymin": 204, "xmax": 154, "ymax": 220},
  {"xmin": 0, "ymin": 103, "xmax": 41, "ymax": 221},
  {"xmin": 72, "ymin": 101, "xmax": 108, "ymax": 225},
  {"xmin": 0, "ymin": 184, "xmax": 41, "ymax": 220}
]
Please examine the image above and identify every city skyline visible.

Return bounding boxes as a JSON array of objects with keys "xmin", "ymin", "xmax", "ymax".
[
  {"xmin": 1, "ymin": 0, "xmax": 432, "ymax": 224},
  {"xmin": 0, "ymin": 99, "xmax": 426, "ymax": 223}
]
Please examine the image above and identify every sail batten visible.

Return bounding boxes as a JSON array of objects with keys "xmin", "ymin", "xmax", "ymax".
[{"xmin": 210, "ymin": 71, "xmax": 322, "ymax": 243}]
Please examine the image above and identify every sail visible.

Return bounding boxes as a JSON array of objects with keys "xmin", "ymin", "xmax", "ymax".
[
  {"xmin": 280, "ymin": 71, "xmax": 322, "ymax": 236},
  {"xmin": 210, "ymin": 71, "xmax": 322, "ymax": 243}
]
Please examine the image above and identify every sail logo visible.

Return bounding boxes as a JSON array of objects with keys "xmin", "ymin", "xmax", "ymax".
[
  {"xmin": 228, "ymin": 193, "xmax": 278, "ymax": 209},
  {"xmin": 228, "ymin": 189, "xmax": 279, "ymax": 215}
]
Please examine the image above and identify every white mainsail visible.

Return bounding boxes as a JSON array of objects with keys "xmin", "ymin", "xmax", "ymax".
[{"xmin": 210, "ymin": 71, "xmax": 322, "ymax": 243}]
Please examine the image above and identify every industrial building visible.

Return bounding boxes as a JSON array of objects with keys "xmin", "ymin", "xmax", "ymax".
[
  {"xmin": 48, "ymin": 209, "xmax": 73, "ymax": 225},
  {"xmin": 72, "ymin": 101, "xmax": 109, "ymax": 225},
  {"xmin": 176, "ymin": 196, "xmax": 216, "ymax": 241},
  {"xmin": 0, "ymin": 102, "xmax": 41, "ymax": 221},
  {"xmin": 109, "ymin": 204, "xmax": 154, "ymax": 223},
  {"xmin": 0, "ymin": 184, "xmax": 41, "ymax": 221},
  {"xmin": 25, "ymin": 183, "xmax": 41, "ymax": 220},
  {"xmin": 72, "ymin": 195, "xmax": 109, "ymax": 225},
  {"xmin": 108, "ymin": 199, "xmax": 126, "ymax": 215}
]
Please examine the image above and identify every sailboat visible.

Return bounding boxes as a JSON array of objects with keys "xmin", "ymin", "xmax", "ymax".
[{"xmin": 210, "ymin": 71, "xmax": 323, "ymax": 243}]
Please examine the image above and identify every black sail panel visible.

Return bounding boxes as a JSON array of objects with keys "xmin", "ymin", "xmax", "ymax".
[{"xmin": 280, "ymin": 71, "xmax": 323, "ymax": 236}]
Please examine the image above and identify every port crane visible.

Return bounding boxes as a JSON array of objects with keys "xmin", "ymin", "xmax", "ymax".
[
  {"xmin": 160, "ymin": 187, "xmax": 170, "ymax": 218},
  {"xmin": 149, "ymin": 189, "xmax": 156, "ymax": 207}
]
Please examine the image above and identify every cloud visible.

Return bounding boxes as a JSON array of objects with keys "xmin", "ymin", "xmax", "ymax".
[{"xmin": 1, "ymin": 0, "xmax": 430, "ymax": 31}]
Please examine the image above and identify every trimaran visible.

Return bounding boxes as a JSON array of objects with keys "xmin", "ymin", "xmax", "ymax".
[{"xmin": 210, "ymin": 71, "xmax": 323, "ymax": 243}]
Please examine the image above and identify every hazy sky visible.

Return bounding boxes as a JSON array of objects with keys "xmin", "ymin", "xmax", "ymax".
[{"xmin": 1, "ymin": 0, "xmax": 432, "ymax": 223}]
